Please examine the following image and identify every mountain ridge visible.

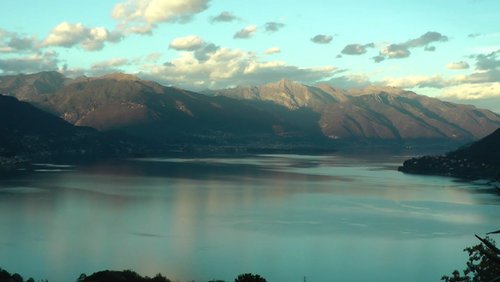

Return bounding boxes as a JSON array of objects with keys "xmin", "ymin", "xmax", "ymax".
[
  {"xmin": 212, "ymin": 79, "xmax": 500, "ymax": 140},
  {"xmin": 1, "ymin": 71, "xmax": 499, "ymax": 149},
  {"xmin": 33, "ymin": 75, "xmax": 316, "ymax": 147},
  {"xmin": 0, "ymin": 71, "xmax": 67, "ymax": 103}
]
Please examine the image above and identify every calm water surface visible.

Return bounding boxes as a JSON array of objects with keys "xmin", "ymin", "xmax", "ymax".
[{"xmin": 0, "ymin": 154, "xmax": 499, "ymax": 282}]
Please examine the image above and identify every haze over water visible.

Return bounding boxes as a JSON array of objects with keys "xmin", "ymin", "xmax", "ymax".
[{"xmin": 0, "ymin": 154, "xmax": 498, "ymax": 282}]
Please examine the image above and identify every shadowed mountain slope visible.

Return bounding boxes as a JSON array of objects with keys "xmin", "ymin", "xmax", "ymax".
[
  {"xmin": 399, "ymin": 127, "xmax": 500, "ymax": 179},
  {"xmin": 0, "ymin": 94, "xmax": 135, "ymax": 162}
]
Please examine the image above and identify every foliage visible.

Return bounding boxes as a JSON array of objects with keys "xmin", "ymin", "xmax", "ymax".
[
  {"xmin": 234, "ymin": 273, "xmax": 267, "ymax": 282},
  {"xmin": 0, "ymin": 267, "xmax": 36, "ymax": 282},
  {"xmin": 442, "ymin": 236, "xmax": 500, "ymax": 282},
  {"xmin": 82, "ymin": 270, "xmax": 171, "ymax": 282},
  {"xmin": 0, "ymin": 267, "xmax": 270, "ymax": 282},
  {"xmin": 441, "ymin": 270, "xmax": 470, "ymax": 282}
]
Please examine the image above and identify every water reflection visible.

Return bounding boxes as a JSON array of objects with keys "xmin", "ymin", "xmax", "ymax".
[{"xmin": 0, "ymin": 154, "xmax": 498, "ymax": 282}]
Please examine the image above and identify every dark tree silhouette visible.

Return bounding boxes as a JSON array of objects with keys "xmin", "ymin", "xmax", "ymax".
[
  {"xmin": 442, "ymin": 235, "xmax": 500, "ymax": 282},
  {"xmin": 234, "ymin": 273, "xmax": 267, "ymax": 282},
  {"xmin": 441, "ymin": 270, "xmax": 470, "ymax": 282},
  {"xmin": 0, "ymin": 268, "xmax": 37, "ymax": 282},
  {"xmin": 82, "ymin": 270, "xmax": 171, "ymax": 282},
  {"xmin": 77, "ymin": 273, "xmax": 87, "ymax": 282}
]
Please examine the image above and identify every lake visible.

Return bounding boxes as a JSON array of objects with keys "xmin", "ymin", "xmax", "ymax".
[{"xmin": 0, "ymin": 154, "xmax": 499, "ymax": 282}]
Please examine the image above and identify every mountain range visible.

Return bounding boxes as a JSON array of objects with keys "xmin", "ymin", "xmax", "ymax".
[
  {"xmin": 1, "ymin": 71, "xmax": 500, "ymax": 153},
  {"xmin": 211, "ymin": 79, "xmax": 500, "ymax": 140}
]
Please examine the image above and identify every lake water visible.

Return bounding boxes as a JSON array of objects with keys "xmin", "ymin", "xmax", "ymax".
[{"xmin": 0, "ymin": 154, "xmax": 499, "ymax": 282}]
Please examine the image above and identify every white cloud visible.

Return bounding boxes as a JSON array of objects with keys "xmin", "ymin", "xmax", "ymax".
[
  {"xmin": 327, "ymin": 74, "xmax": 372, "ymax": 89},
  {"xmin": 440, "ymin": 82, "xmax": 500, "ymax": 100},
  {"xmin": 0, "ymin": 30, "xmax": 39, "ymax": 53},
  {"xmin": 340, "ymin": 44, "xmax": 366, "ymax": 55},
  {"xmin": 169, "ymin": 35, "xmax": 205, "ymax": 51},
  {"xmin": 311, "ymin": 34, "xmax": 333, "ymax": 44},
  {"xmin": 118, "ymin": 23, "xmax": 155, "ymax": 35},
  {"xmin": 264, "ymin": 47, "xmax": 281, "ymax": 55},
  {"xmin": 367, "ymin": 71, "xmax": 500, "ymax": 113},
  {"xmin": 87, "ymin": 58, "xmax": 132, "ymax": 76},
  {"xmin": 91, "ymin": 58, "xmax": 130, "ymax": 70},
  {"xmin": 381, "ymin": 75, "xmax": 450, "ymax": 89},
  {"xmin": 374, "ymin": 31, "xmax": 448, "ymax": 62},
  {"xmin": 341, "ymin": 43, "xmax": 373, "ymax": 55},
  {"xmin": 379, "ymin": 44, "xmax": 411, "ymax": 59},
  {"xmin": 211, "ymin": 11, "xmax": 239, "ymax": 23},
  {"xmin": 0, "ymin": 52, "xmax": 59, "ymax": 74},
  {"xmin": 447, "ymin": 61, "xmax": 470, "ymax": 70},
  {"xmin": 404, "ymin": 31, "xmax": 448, "ymax": 48},
  {"xmin": 234, "ymin": 25, "xmax": 257, "ymax": 39},
  {"xmin": 467, "ymin": 33, "xmax": 481, "ymax": 38},
  {"xmin": 473, "ymin": 49, "xmax": 500, "ymax": 70},
  {"xmin": 43, "ymin": 22, "xmax": 122, "ymax": 51},
  {"xmin": 194, "ymin": 43, "xmax": 220, "ymax": 62},
  {"xmin": 43, "ymin": 22, "xmax": 86, "ymax": 47},
  {"xmin": 143, "ymin": 47, "xmax": 336, "ymax": 89},
  {"xmin": 112, "ymin": 0, "xmax": 210, "ymax": 33},
  {"xmin": 145, "ymin": 52, "xmax": 162, "ymax": 63},
  {"xmin": 265, "ymin": 22, "xmax": 285, "ymax": 32},
  {"xmin": 424, "ymin": 45, "xmax": 436, "ymax": 52},
  {"xmin": 167, "ymin": 36, "xmax": 220, "ymax": 62}
]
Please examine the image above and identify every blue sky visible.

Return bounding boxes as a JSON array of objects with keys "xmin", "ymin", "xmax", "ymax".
[{"xmin": 1, "ymin": 0, "xmax": 499, "ymax": 111}]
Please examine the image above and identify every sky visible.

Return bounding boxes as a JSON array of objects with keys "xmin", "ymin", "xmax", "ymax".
[{"xmin": 1, "ymin": 0, "xmax": 500, "ymax": 112}]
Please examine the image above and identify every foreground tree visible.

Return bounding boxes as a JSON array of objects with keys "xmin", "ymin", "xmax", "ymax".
[
  {"xmin": 82, "ymin": 270, "xmax": 171, "ymax": 282},
  {"xmin": 0, "ymin": 268, "xmax": 38, "ymax": 282},
  {"xmin": 234, "ymin": 273, "xmax": 267, "ymax": 282},
  {"xmin": 442, "ymin": 235, "xmax": 500, "ymax": 282}
]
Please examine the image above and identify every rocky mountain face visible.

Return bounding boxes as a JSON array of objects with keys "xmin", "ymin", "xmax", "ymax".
[
  {"xmin": 212, "ymin": 79, "xmax": 347, "ymax": 110},
  {"xmin": 319, "ymin": 92, "xmax": 499, "ymax": 140},
  {"xmin": 213, "ymin": 80, "xmax": 500, "ymax": 141},
  {"xmin": 399, "ymin": 128, "xmax": 500, "ymax": 180}
]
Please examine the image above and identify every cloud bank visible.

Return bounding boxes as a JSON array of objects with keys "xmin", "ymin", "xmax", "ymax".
[
  {"xmin": 43, "ymin": 22, "xmax": 122, "ymax": 51},
  {"xmin": 112, "ymin": 0, "xmax": 211, "ymax": 33},
  {"xmin": 144, "ymin": 46, "xmax": 336, "ymax": 89},
  {"xmin": 0, "ymin": 29, "xmax": 39, "ymax": 53},
  {"xmin": 0, "ymin": 52, "xmax": 60, "ymax": 74}
]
